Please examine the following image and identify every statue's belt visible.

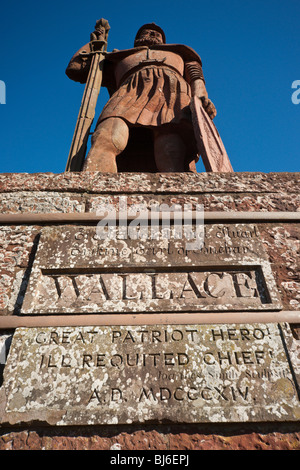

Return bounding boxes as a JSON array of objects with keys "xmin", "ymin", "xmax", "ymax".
[{"xmin": 118, "ymin": 61, "xmax": 183, "ymax": 88}]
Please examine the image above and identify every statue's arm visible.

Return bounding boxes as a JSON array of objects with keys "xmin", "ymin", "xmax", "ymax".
[
  {"xmin": 185, "ymin": 61, "xmax": 217, "ymax": 120},
  {"xmin": 65, "ymin": 43, "xmax": 92, "ymax": 84}
]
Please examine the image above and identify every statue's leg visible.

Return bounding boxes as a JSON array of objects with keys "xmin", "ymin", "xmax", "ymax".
[
  {"xmin": 154, "ymin": 132, "xmax": 186, "ymax": 172},
  {"xmin": 83, "ymin": 117, "xmax": 129, "ymax": 172}
]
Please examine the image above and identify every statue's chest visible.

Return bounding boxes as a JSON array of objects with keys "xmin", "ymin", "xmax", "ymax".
[{"xmin": 115, "ymin": 49, "xmax": 184, "ymax": 86}]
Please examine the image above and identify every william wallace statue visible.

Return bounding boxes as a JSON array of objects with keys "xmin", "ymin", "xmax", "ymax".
[{"xmin": 66, "ymin": 22, "xmax": 221, "ymax": 173}]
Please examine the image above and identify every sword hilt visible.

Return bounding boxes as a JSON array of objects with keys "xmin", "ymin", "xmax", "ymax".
[{"xmin": 80, "ymin": 40, "xmax": 107, "ymax": 58}]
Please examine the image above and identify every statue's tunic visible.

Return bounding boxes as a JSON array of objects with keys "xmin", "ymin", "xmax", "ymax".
[
  {"xmin": 66, "ymin": 43, "xmax": 205, "ymax": 165},
  {"xmin": 98, "ymin": 44, "xmax": 205, "ymax": 132}
]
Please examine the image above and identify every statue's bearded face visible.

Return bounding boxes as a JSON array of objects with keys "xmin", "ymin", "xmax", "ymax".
[{"xmin": 135, "ymin": 29, "xmax": 164, "ymax": 46}]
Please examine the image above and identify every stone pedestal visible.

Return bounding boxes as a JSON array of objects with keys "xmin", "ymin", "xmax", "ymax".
[{"xmin": 0, "ymin": 172, "xmax": 299, "ymax": 450}]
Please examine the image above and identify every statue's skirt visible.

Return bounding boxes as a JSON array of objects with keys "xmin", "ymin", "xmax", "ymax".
[{"xmin": 97, "ymin": 65, "xmax": 198, "ymax": 162}]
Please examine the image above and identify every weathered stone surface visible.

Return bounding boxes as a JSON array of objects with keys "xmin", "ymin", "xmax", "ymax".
[
  {"xmin": 0, "ymin": 172, "xmax": 299, "ymax": 195},
  {"xmin": 0, "ymin": 226, "xmax": 39, "ymax": 314},
  {"xmin": 1, "ymin": 191, "xmax": 300, "ymax": 215},
  {"xmin": 260, "ymin": 224, "xmax": 300, "ymax": 311},
  {"xmin": 86, "ymin": 193, "xmax": 300, "ymax": 213},
  {"xmin": 1, "ymin": 323, "xmax": 299, "ymax": 426},
  {"xmin": 0, "ymin": 192, "xmax": 85, "ymax": 214},
  {"xmin": 0, "ymin": 426, "xmax": 299, "ymax": 450},
  {"xmin": 21, "ymin": 224, "xmax": 281, "ymax": 314}
]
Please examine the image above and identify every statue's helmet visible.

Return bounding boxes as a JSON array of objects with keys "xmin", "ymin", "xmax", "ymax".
[{"xmin": 134, "ymin": 23, "xmax": 166, "ymax": 44}]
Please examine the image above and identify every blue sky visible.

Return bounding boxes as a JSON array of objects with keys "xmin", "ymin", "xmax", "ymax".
[{"xmin": 0, "ymin": 0, "xmax": 299, "ymax": 174}]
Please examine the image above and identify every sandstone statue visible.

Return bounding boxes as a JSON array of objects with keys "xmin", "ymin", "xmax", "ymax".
[{"xmin": 66, "ymin": 21, "xmax": 232, "ymax": 173}]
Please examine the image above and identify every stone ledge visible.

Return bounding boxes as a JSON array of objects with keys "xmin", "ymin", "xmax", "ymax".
[
  {"xmin": 0, "ymin": 424, "xmax": 300, "ymax": 450},
  {"xmin": 1, "ymin": 311, "xmax": 300, "ymax": 328},
  {"xmin": 0, "ymin": 172, "xmax": 299, "ymax": 194},
  {"xmin": 0, "ymin": 211, "xmax": 300, "ymax": 225}
]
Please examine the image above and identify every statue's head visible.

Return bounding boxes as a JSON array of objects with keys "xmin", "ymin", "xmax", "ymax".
[{"xmin": 134, "ymin": 23, "xmax": 166, "ymax": 47}]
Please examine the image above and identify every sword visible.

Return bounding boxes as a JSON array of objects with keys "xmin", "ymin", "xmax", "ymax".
[
  {"xmin": 190, "ymin": 96, "xmax": 233, "ymax": 172},
  {"xmin": 65, "ymin": 19, "xmax": 110, "ymax": 172}
]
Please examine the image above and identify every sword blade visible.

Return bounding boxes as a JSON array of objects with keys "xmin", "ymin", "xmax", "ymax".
[{"xmin": 65, "ymin": 49, "xmax": 105, "ymax": 172}]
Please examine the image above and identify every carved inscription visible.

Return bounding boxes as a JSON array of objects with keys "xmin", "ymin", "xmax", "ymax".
[
  {"xmin": 38, "ymin": 224, "xmax": 264, "ymax": 267},
  {"xmin": 47, "ymin": 270, "xmax": 260, "ymax": 301},
  {"xmin": 28, "ymin": 268, "xmax": 269, "ymax": 313},
  {"xmin": 21, "ymin": 224, "xmax": 282, "ymax": 314},
  {"xmin": 2, "ymin": 324, "xmax": 299, "ymax": 425}
]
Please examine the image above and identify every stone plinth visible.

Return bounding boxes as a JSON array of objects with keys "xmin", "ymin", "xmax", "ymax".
[{"xmin": 0, "ymin": 172, "xmax": 299, "ymax": 449}]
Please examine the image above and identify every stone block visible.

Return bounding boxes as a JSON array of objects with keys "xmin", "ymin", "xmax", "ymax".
[{"xmin": 1, "ymin": 323, "xmax": 299, "ymax": 426}]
